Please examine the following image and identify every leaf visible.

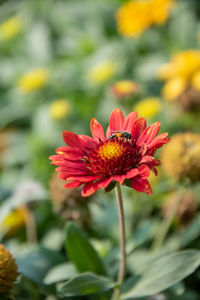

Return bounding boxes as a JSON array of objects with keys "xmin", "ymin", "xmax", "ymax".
[
  {"xmin": 65, "ymin": 223, "xmax": 106, "ymax": 275},
  {"xmin": 44, "ymin": 262, "xmax": 77, "ymax": 285},
  {"xmin": 16, "ymin": 246, "xmax": 65, "ymax": 285},
  {"xmin": 122, "ymin": 250, "xmax": 200, "ymax": 299},
  {"xmin": 57, "ymin": 272, "xmax": 115, "ymax": 297}
]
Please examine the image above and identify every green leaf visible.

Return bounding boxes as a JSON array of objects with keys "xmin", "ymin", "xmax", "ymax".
[
  {"xmin": 57, "ymin": 272, "xmax": 115, "ymax": 297},
  {"xmin": 44, "ymin": 262, "xmax": 77, "ymax": 285},
  {"xmin": 16, "ymin": 246, "xmax": 65, "ymax": 285},
  {"xmin": 122, "ymin": 250, "xmax": 200, "ymax": 299},
  {"xmin": 65, "ymin": 223, "xmax": 106, "ymax": 275}
]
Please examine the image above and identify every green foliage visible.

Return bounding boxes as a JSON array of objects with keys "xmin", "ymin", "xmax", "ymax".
[
  {"xmin": 57, "ymin": 272, "xmax": 115, "ymax": 297},
  {"xmin": 65, "ymin": 223, "xmax": 106, "ymax": 275}
]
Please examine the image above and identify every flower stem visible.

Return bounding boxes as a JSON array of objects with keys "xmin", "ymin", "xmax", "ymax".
[
  {"xmin": 111, "ymin": 183, "xmax": 126, "ymax": 300},
  {"xmin": 152, "ymin": 189, "xmax": 183, "ymax": 252}
]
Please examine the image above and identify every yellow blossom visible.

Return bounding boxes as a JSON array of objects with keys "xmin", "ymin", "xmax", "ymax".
[
  {"xmin": 116, "ymin": 0, "xmax": 151, "ymax": 37},
  {"xmin": 18, "ymin": 68, "xmax": 49, "ymax": 93},
  {"xmin": 49, "ymin": 99, "xmax": 70, "ymax": 120},
  {"xmin": 111, "ymin": 80, "xmax": 140, "ymax": 98},
  {"xmin": 150, "ymin": 0, "xmax": 175, "ymax": 25},
  {"xmin": 1, "ymin": 207, "xmax": 27, "ymax": 237},
  {"xmin": 88, "ymin": 61, "xmax": 116, "ymax": 84},
  {"xmin": 162, "ymin": 77, "xmax": 187, "ymax": 101},
  {"xmin": 157, "ymin": 62, "xmax": 175, "ymax": 80},
  {"xmin": 191, "ymin": 71, "xmax": 200, "ymax": 90},
  {"xmin": 116, "ymin": 0, "xmax": 175, "ymax": 37},
  {"xmin": 133, "ymin": 97, "xmax": 162, "ymax": 118},
  {"xmin": 0, "ymin": 17, "xmax": 22, "ymax": 41}
]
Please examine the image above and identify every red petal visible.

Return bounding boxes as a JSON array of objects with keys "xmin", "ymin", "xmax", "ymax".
[
  {"xmin": 138, "ymin": 165, "xmax": 150, "ymax": 178},
  {"xmin": 56, "ymin": 146, "xmax": 83, "ymax": 155},
  {"xmin": 148, "ymin": 133, "xmax": 170, "ymax": 149},
  {"xmin": 63, "ymin": 131, "xmax": 82, "ymax": 148},
  {"xmin": 123, "ymin": 112, "xmax": 138, "ymax": 132},
  {"xmin": 130, "ymin": 177, "xmax": 152, "ymax": 195},
  {"xmin": 90, "ymin": 118, "xmax": 105, "ymax": 141},
  {"xmin": 79, "ymin": 135, "xmax": 98, "ymax": 148},
  {"xmin": 67, "ymin": 175, "xmax": 102, "ymax": 182},
  {"xmin": 81, "ymin": 177, "xmax": 112, "ymax": 197},
  {"xmin": 106, "ymin": 125, "xmax": 111, "ymax": 139},
  {"xmin": 131, "ymin": 117, "xmax": 147, "ymax": 142},
  {"xmin": 137, "ymin": 122, "xmax": 160, "ymax": 146},
  {"xmin": 64, "ymin": 181, "xmax": 82, "ymax": 188},
  {"xmin": 139, "ymin": 155, "xmax": 160, "ymax": 166},
  {"xmin": 109, "ymin": 108, "xmax": 125, "ymax": 131},
  {"xmin": 112, "ymin": 168, "xmax": 139, "ymax": 184},
  {"xmin": 125, "ymin": 168, "xmax": 139, "ymax": 179}
]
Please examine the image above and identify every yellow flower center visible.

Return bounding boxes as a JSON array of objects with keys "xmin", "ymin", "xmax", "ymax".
[{"xmin": 98, "ymin": 141, "xmax": 124, "ymax": 161}]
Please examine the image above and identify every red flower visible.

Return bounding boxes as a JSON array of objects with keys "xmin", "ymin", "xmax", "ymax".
[{"xmin": 50, "ymin": 108, "xmax": 169, "ymax": 197}]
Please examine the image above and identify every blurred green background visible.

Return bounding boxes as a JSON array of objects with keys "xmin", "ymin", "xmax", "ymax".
[{"xmin": 1, "ymin": 0, "xmax": 200, "ymax": 299}]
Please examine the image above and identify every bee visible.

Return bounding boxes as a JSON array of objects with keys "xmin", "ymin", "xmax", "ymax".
[{"xmin": 108, "ymin": 131, "xmax": 132, "ymax": 140}]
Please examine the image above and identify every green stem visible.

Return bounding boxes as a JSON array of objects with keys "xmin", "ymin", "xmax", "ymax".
[
  {"xmin": 152, "ymin": 189, "xmax": 183, "ymax": 252},
  {"xmin": 111, "ymin": 183, "xmax": 126, "ymax": 300}
]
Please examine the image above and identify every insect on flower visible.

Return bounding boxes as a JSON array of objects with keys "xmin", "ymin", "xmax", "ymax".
[
  {"xmin": 108, "ymin": 131, "xmax": 132, "ymax": 140},
  {"xmin": 50, "ymin": 108, "xmax": 170, "ymax": 197}
]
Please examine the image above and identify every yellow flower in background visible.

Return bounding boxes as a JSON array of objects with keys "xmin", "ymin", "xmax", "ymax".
[
  {"xmin": 88, "ymin": 61, "xmax": 116, "ymax": 84},
  {"xmin": 162, "ymin": 77, "xmax": 187, "ymax": 101},
  {"xmin": 111, "ymin": 80, "xmax": 140, "ymax": 98},
  {"xmin": 1, "ymin": 207, "xmax": 28, "ymax": 237},
  {"xmin": 133, "ymin": 97, "xmax": 162, "ymax": 118},
  {"xmin": 158, "ymin": 50, "xmax": 200, "ymax": 101},
  {"xmin": 150, "ymin": 0, "xmax": 175, "ymax": 25},
  {"xmin": 49, "ymin": 99, "xmax": 70, "ymax": 120},
  {"xmin": 116, "ymin": 0, "xmax": 151, "ymax": 37},
  {"xmin": 18, "ymin": 68, "xmax": 49, "ymax": 93},
  {"xmin": 0, "ymin": 17, "xmax": 22, "ymax": 41},
  {"xmin": 157, "ymin": 62, "xmax": 176, "ymax": 80},
  {"xmin": 116, "ymin": 0, "xmax": 175, "ymax": 37},
  {"xmin": 191, "ymin": 71, "xmax": 200, "ymax": 90}
]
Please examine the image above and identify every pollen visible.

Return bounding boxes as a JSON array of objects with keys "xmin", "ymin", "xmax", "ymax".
[{"xmin": 98, "ymin": 141, "xmax": 124, "ymax": 161}]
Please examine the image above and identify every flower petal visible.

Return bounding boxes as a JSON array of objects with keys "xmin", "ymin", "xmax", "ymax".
[
  {"xmin": 64, "ymin": 181, "xmax": 82, "ymax": 188},
  {"xmin": 81, "ymin": 177, "xmax": 113, "ymax": 197},
  {"xmin": 137, "ymin": 121, "xmax": 160, "ymax": 146},
  {"xmin": 79, "ymin": 135, "xmax": 98, "ymax": 149},
  {"xmin": 67, "ymin": 175, "xmax": 102, "ymax": 182},
  {"xmin": 109, "ymin": 108, "xmax": 125, "ymax": 132},
  {"xmin": 139, "ymin": 155, "xmax": 160, "ymax": 166},
  {"xmin": 130, "ymin": 177, "xmax": 152, "ymax": 195},
  {"xmin": 131, "ymin": 117, "xmax": 146, "ymax": 142},
  {"xmin": 123, "ymin": 111, "xmax": 138, "ymax": 132},
  {"xmin": 148, "ymin": 132, "xmax": 170, "ymax": 149},
  {"xmin": 63, "ymin": 131, "xmax": 82, "ymax": 148},
  {"xmin": 90, "ymin": 118, "xmax": 105, "ymax": 141}
]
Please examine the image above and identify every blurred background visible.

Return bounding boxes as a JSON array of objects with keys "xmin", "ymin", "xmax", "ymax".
[{"xmin": 1, "ymin": 0, "xmax": 200, "ymax": 299}]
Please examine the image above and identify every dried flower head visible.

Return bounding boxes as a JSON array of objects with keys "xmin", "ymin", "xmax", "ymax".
[
  {"xmin": 0, "ymin": 244, "xmax": 18, "ymax": 294},
  {"xmin": 161, "ymin": 133, "xmax": 200, "ymax": 181},
  {"xmin": 50, "ymin": 108, "xmax": 169, "ymax": 197},
  {"xmin": 177, "ymin": 86, "xmax": 200, "ymax": 111},
  {"xmin": 163, "ymin": 190, "xmax": 198, "ymax": 226}
]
